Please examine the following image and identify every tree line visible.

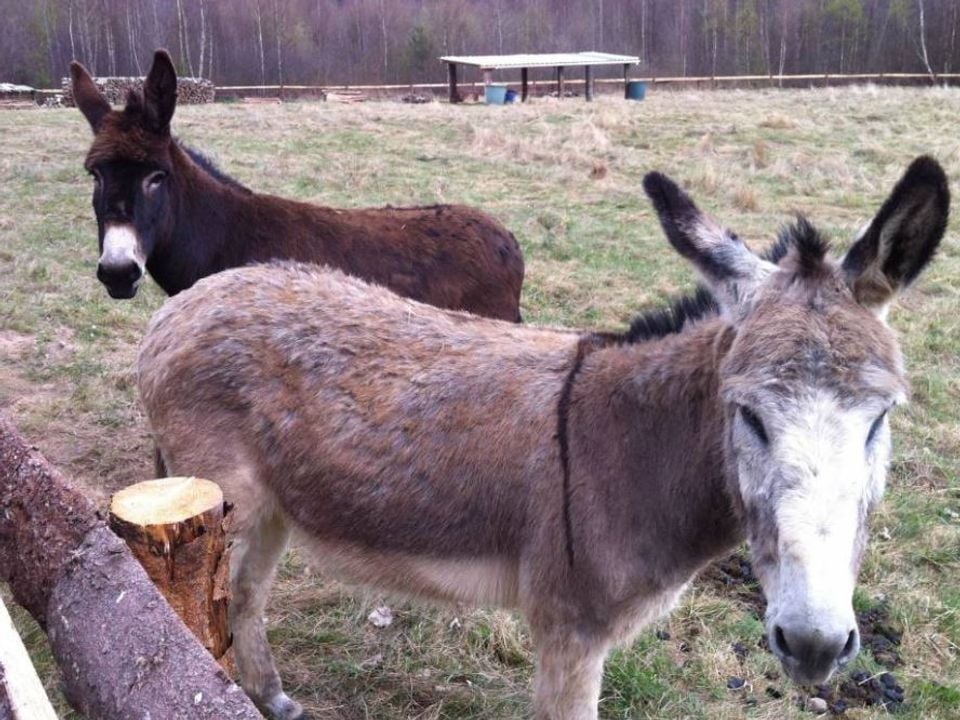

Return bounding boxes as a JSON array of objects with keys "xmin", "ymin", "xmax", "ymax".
[{"xmin": 2, "ymin": 0, "xmax": 958, "ymax": 89}]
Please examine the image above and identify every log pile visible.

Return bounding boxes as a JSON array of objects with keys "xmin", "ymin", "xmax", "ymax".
[
  {"xmin": 62, "ymin": 75, "xmax": 215, "ymax": 106},
  {"xmin": 0, "ymin": 413, "xmax": 262, "ymax": 719}
]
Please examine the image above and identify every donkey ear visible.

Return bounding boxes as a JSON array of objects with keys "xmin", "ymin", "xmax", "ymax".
[
  {"xmin": 71, "ymin": 61, "xmax": 111, "ymax": 133},
  {"xmin": 841, "ymin": 156, "xmax": 949, "ymax": 314},
  {"xmin": 142, "ymin": 49, "xmax": 178, "ymax": 133},
  {"xmin": 643, "ymin": 171, "xmax": 774, "ymax": 314}
]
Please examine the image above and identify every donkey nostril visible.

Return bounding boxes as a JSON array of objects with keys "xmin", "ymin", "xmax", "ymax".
[
  {"xmin": 839, "ymin": 629, "xmax": 858, "ymax": 664},
  {"xmin": 773, "ymin": 625, "xmax": 792, "ymax": 658}
]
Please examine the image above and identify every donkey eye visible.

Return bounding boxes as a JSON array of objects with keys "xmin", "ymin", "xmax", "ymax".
[
  {"xmin": 866, "ymin": 409, "xmax": 888, "ymax": 448},
  {"xmin": 739, "ymin": 405, "xmax": 769, "ymax": 446},
  {"xmin": 143, "ymin": 171, "xmax": 167, "ymax": 194}
]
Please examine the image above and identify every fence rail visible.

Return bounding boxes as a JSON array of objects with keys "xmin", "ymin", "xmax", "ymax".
[{"xmin": 36, "ymin": 71, "xmax": 960, "ymax": 98}]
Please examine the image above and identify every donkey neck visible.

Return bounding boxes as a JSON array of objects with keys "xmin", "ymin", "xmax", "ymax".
[
  {"xmin": 146, "ymin": 143, "xmax": 251, "ymax": 294},
  {"xmin": 567, "ymin": 319, "xmax": 742, "ymax": 587}
]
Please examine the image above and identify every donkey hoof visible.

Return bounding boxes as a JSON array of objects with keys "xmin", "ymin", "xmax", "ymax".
[{"xmin": 263, "ymin": 692, "xmax": 305, "ymax": 720}]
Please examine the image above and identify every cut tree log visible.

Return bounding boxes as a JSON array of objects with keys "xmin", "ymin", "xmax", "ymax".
[
  {"xmin": 109, "ymin": 477, "xmax": 233, "ymax": 669},
  {"xmin": 0, "ymin": 413, "xmax": 262, "ymax": 719},
  {"xmin": 0, "ymin": 595, "xmax": 58, "ymax": 720}
]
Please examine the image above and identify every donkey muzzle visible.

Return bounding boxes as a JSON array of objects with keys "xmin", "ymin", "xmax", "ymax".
[
  {"xmin": 97, "ymin": 260, "xmax": 143, "ymax": 298},
  {"xmin": 769, "ymin": 620, "xmax": 860, "ymax": 685},
  {"xmin": 98, "ymin": 223, "xmax": 146, "ymax": 299}
]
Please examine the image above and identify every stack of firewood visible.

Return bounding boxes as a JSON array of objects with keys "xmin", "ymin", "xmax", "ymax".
[{"xmin": 62, "ymin": 76, "xmax": 215, "ymax": 106}]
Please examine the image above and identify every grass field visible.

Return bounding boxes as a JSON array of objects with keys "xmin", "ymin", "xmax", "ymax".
[{"xmin": 1, "ymin": 85, "xmax": 958, "ymax": 719}]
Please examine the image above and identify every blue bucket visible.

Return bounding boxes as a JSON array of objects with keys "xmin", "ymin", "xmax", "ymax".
[
  {"xmin": 485, "ymin": 85, "xmax": 508, "ymax": 105},
  {"xmin": 626, "ymin": 81, "xmax": 647, "ymax": 101}
]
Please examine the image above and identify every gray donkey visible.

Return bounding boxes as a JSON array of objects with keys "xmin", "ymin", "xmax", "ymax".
[{"xmin": 138, "ymin": 157, "xmax": 949, "ymax": 719}]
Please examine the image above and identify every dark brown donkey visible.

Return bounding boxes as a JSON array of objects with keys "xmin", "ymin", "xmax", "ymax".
[
  {"xmin": 138, "ymin": 157, "xmax": 948, "ymax": 720},
  {"xmin": 71, "ymin": 49, "xmax": 524, "ymax": 321}
]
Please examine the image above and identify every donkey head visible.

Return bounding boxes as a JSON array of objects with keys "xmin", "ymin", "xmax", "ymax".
[
  {"xmin": 644, "ymin": 157, "xmax": 949, "ymax": 685},
  {"xmin": 72, "ymin": 49, "xmax": 178, "ymax": 299}
]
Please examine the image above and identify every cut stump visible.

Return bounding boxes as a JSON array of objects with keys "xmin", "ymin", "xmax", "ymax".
[{"xmin": 109, "ymin": 477, "xmax": 233, "ymax": 671}]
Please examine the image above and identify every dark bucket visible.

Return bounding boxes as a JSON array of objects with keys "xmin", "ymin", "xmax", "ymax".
[{"xmin": 626, "ymin": 81, "xmax": 647, "ymax": 101}]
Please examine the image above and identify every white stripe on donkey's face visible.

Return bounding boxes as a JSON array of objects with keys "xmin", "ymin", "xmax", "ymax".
[{"xmin": 731, "ymin": 385, "xmax": 901, "ymax": 684}]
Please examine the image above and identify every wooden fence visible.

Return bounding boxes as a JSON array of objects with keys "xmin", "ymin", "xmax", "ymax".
[{"xmin": 35, "ymin": 71, "xmax": 960, "ymax": 103}]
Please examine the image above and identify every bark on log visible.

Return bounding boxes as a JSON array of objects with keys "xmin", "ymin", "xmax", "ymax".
[
  {"xmin": 109, "ymin": 478, "xmax": 233, "ymax": 668},
  {"xmin": 0, "ymin": 413, "xmax": 262, "ymax": 720}
]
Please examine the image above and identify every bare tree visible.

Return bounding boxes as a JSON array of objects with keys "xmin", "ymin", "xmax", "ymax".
[
  {"xmin": 126, "ymin": 2, "xmax": 143, "ymax": 75},
  {"xmin": 377, "ymin": 0, "xmax": 388, "ymax": 73},
  {"xmin": 274, "ymin": 0, "xmax": 284, "ymax": 85},
  {"xmin": 917, "ymin": 0, "xmax": 936, "ymax": 80},
  {"xmin": 254, "ymin": 0, "xmax": 266, "ymax": 87},
  {"xmin": 68, "ymin": 1, "xmax": 77, "ymax": 62},
  {"xmin": 175, "ymin": 0, "xmax": 195, "ymax": 76},
  {"xmin": 198, "ymin": 0, "xmax": 207, "ymax": 79}
]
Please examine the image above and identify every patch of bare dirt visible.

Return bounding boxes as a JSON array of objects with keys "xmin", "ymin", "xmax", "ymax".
[
  {"xmin": 41, "ymin": 326, "xmax": 77, "ymax": 365},
  {"xmin": 806, "ymin": 670, "xmax": 906, "ymax": 715},
  {"xmin": 700, "ymin": 551, "xmax": 766, "ymax": 617},
  {"xmin": 0, "ymin": 348, "xmax": 151, "ymax": 508},
  {"xmin": 31, "ymin": 419, "xmax": 155, "ymax": 506},
  {"xmin": 0, "ymin": 329, "xmax": 35, "ymax": 360}
]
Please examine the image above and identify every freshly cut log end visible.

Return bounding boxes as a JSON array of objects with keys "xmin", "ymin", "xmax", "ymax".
[
  {"xmin": 111, "ymin": 476, "xmax": 223, "ymax": 526},
  {"xmin": 109, "ymin": 477, "xmax": 233, "ymax": 668}
]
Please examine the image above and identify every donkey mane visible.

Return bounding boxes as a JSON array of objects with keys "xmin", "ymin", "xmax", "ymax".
[
  {"xmin": 764, "ymin": 216, "xmax": 831, "ymax": 274},
  {"xmin": 179, "ymin": 142, "xmax": 252, "ymax": 194},
  {"xmin": 602, "ymin": 216, "xmax": 831, "ymax": 350},
  {"xmin": 556, "ymin": 218, "xmax": 833, "ymax": 563}
]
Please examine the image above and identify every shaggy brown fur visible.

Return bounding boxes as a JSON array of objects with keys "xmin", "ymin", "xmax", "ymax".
[
  {"xmin": 71, "ymin": 49, "xmax": 524, "ymax": 320},
  {"xmin": 138, "ymin": 158, "xmax": 948, "ymax": 719}
]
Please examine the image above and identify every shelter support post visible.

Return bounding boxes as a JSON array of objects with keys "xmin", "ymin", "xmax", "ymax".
[
  {"xmin": 585, "ymin": 65, "xmax": 593, "ymax": 101},
  {"xmin": 521, "ymin": 67, "xmax": 529, "ymax": 101},
  {"xmin": 557, "ymin": 66, "xmax": 565, "ymax": 98},
  {"xmin": 623, "ymin": 63, "xmax": 630, "ymax": 98},
  {"xmin": 447, "ymin": 62, "xmax": 459, "ymax": 104}
]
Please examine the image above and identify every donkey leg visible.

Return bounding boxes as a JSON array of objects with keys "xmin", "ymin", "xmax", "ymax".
[
  {"xmin": 153, "ymin": 445, "xmax": 168, "ymax": 478},
  {"xmin": 230, "ymin": 509, "xmax": 303, "ymax": 720},
  {"xmin": 531, "ymin": 630, "xmax": 609, "ymax": 720}
]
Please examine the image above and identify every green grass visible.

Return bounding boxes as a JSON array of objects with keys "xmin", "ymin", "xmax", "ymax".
[{"xmin": 1, "ymin": 85, "xmax": 959, "ymax": 718}]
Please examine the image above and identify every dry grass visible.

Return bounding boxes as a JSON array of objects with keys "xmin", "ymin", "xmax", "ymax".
[{"xmin": 0, "ymin": 84, "xmax": 959, "ymax": 718}]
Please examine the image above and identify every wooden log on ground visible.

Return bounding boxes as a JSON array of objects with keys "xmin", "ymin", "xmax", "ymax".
[
  {"xmin": 0, "ymin": 413, "xmax": 262, "ymax": 720},
  {"xmin": 0, "ymin": 596, "xmax": 58, "ymax": 720},
  {"xmin": 109, "ymin": 477, "xmax": 233, "ymax": 670}
]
